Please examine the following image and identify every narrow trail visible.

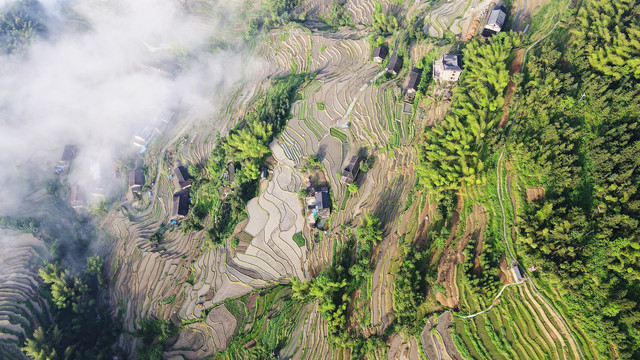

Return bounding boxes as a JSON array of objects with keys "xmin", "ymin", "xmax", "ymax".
[
  {"xmin": 336, "ymin": 69, "xmax": 387, "ymax": 128},
  {"xmin": 456, "ymin": 7, "xmax": 586, "ymax": 358},
  {"xmin": 458, "ymin": 281, "xmax": 524, "ymax": 319}
]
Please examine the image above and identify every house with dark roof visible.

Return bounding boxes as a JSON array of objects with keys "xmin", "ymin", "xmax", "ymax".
[
  {"xmin": 386, "ymin": 55, "xmax": 403, "ymax": 75},
  {"xmin": 172, "ymin": 191, "xmax": 190, "ymax": 219},
  {"xmin": 56, "ymin": 145, "xmax": 77, "ymax": 173},
  {"xmin": 314, "ymin": 187, "xmax": 331, "ymax": 218},
  {"xmin": 372, "ymin": 46, "xmax": 388, "ymax": 63},
  {"xmin": 433, "ymin": 54, "xmax": 462, "ymax": 82},
  {"xmin": 129, "ymin": 168, "xmax": 144, "ymax": 194},
  {"xmin": 341, "ymin": 155, "xmax": 361, "ymax": 184},
  {"xmin": 70, "ymin": 184, "xmax": 86, "ymax": 210},
  {"xmin": 484, "ymin": 5, "xmax": 507, "ymax": 35},
  {"xmin": 407, "ymin": 68, "xmax": 423, "ymax": 95},
  {"xmin": 173, "ymin": 166, "xmax": 191, "ymax": 190}
]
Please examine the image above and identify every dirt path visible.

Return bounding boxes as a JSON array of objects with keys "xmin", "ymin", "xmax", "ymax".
[
  {"xmin": 457, "ymin": 282, "xmax": 522, "ymax": 319},
  {"xmin": 335, "ymin": 69, "xmax": 387, "ymax": 128}
]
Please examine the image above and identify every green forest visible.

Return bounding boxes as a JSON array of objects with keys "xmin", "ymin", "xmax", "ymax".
[
  {"xmin": 509, "ymin": 1, "xmax": 640, "ymax": 357},
  {"xmin": 0, "ymin": 0, "xmax": 46, "ymax": 54}
]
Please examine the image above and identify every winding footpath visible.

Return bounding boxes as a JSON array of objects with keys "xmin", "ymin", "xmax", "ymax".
[{"xmin": 336, "ymin": 68, "xmax": 387, "ymax": 128}]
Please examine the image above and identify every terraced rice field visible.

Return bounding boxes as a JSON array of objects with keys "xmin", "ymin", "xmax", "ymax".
[
  {"xmin": 453, "ymin": 281, "xmax": 581, "ymax": 360},
  {"xmin": 423, "ymin": 0, "xmax": 494, "ymax": 38},
  {"xmin": 233, "ymin": 142, "xmax": 308, "ymax": 282},
  {"xmin": 0, "ymin": 231, "xmax": 49, "ymax": 359}
]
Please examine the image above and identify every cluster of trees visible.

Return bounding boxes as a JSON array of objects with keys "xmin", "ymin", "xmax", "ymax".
[
  {"xmin": 510, "ymin": 4, "xmax": 640, "ymax": 357},
  {"xmin": 0, "ymin": 216, "xmax": 38, "ymax": 233},
  {"xmin": 573, "ymin": 0, "xmax": 640, "ymax": 80},
  {"xmin": 0, "ymin": 0, "xmax": 46, "ymax": 54},
  {"xmin": 460, "ymin": 228, "xmax": 503, "ymax": 303},
  {"xmin": 244, "ymin": 0, "xmax": 303, "ymax": 40},
  {"xmin": 291, "ymin": 214, "xmax": 384, "ymax": 353},
  {"xmin": 134, "ymin": 318, "xmax": 178, "ymax": 360},
  {"xmin": 186, "ymin": 74, "xmax": 310, "ymax": 245},
  {"xmin": 416, "ymin": 32, "xmax": 520, "ymax": 196},
  {"xmin": 22, "ymin": 257, "xmax": 120, "ymax": 359},
  {"xmin": 318, "ymin": 0, "xmax": 351, "ymax": 28},
  {"xmin": 392, "ymin": 245, "xmax": 430, "ymax": 330},
  {"xmin": 414, "ymin": 50, "xmax": 437, "ymax": 95},
  {"xmin": 371, "ymin": 2, "xmax": 399, "ymax": 36}
]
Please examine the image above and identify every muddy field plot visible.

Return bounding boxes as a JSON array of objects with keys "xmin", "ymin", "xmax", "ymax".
[{"xmin": 526, "ymin": 186, "xmax": 545, "ymax": 203}]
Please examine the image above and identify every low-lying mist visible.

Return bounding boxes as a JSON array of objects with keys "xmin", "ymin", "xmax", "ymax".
[{"xmin": 0, "ymin": 0, "xmax": 251, "ymax": 214}]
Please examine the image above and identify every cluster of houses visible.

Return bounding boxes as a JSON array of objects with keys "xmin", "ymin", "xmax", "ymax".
[
  {"xmin": 301, "ymin": 154, "xmax": 363, "ymax": 229},
  {"xmin": 370, "ymin": 4, "xmax": 508, "ymax": 100},
  {"xmin": 127, "ymin": 161, "xmax": 193, "ymax": 220}
]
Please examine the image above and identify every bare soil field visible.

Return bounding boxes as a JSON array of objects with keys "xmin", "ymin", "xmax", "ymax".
[
  {"xmin": 499, "ymin": 48, "xmax": 525, "ymax": 128},
  {"xmin": 526, "ymin": 186, "xmax": 546, "ymax": 203}
]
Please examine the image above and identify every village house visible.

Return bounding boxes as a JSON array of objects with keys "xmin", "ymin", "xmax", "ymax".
[
  {"xmin": 433, "ymin": 54, "xmax": 463, "ymax": 82},
  {"xmin": 70, "ymin": 184, "xmax": 86, "ymax": 210},
  {"xmin": 372, "ymin": 46, "xmax": 388, "ymax": 63},
  {"xmin": 56, "ymin": 145, "xmax": 77, "ymax": 173},
  {"xmin": 406, "ymin": 68, "xmax": 423, "ymax": 95},
  {"xmin": 314, "ymin": 187, "xmax": 331, "ymax": 218},
  {"xmin": 172, "ymin": 191, "xmax": 190, "ymax": 219},
  {"xmin": 173, "ymin": 165, "xmax": 192, "ymax": 190},
  {"xmin": 128, "ymin": 168, "xmax": 144, "ymax": 195},
  {"xmin": 483, "ymin": 5, "xmax": 507, "ymax": 35},
  {"xmin": 305, "ymin": 187, "xmax": 331, "ymax": 226},
  {"xmin": 341, "ymin": 155, "xmax": 361, "ymax": 184},
  {"xmin": 386, "ymin": 55, "xmax": 403, "ymax": 75}
]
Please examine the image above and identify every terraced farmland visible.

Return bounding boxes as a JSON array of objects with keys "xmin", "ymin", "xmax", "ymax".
[
  {"xmin": 0, "ymin": 231, "xmax": 49, "ymax": 359},
  {"xmin": 453, "ymin": 283, "xmax": 581, "ymax": 360},
  {"xmin": 423, "ymin": 0, "xmax": 494, "ymax": 38}
]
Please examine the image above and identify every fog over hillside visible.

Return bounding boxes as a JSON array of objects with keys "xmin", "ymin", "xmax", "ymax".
[{"xmin": 0, "ymin": 0, "xmax": 249, "ymax": 214}]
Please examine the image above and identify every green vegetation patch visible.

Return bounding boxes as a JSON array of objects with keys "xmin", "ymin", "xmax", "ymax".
[
  {"xmin": 292, "ymin": 232, "xmax": 305, "ymax": 247},
  {"xmin": 329, "ymin": 127, "xmax": 347, "ymax": 143}
]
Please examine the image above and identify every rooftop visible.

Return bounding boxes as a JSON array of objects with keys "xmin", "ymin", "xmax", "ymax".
[
  {"xmin": 407, "ymin": 68, "xmax": 423, "ymax": 90},
  {"xmin": 173, "ymin": 166, "xmax": 191, "ymax": 189},
  {"xmin": 60, "ymin": 145, "xmax": 77, "ymax": 163},
  {"xmin": 373, "ymin": 46, "xmax": 388, "ymax": 60},
  {"xmin": 342, "ymin": 155, "xmax": 361, "ymax": 183},
  {"xmin": 386, "ymin": 55, "xmax": 403, "ymax": 73},
  {"xmin": 315, "ymin": 189, "xmax": 330, "ymax": 210},
  {"xmin": 442, "ymin": 54, "xmax": 462, "ymax": 71},
  {"xmin": 129, "ymin": 168, "xmax": 144, "ymax": 187},
  {"xmin": 172, "ymin": 191, "xmax": 190, "ymax": 217}
]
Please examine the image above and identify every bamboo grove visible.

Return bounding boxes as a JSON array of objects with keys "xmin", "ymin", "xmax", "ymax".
[{"xmin": 416, "ymin": 32, "xmax": 520, "ymax": 196}]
